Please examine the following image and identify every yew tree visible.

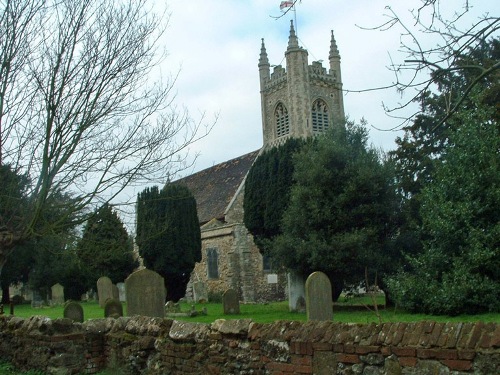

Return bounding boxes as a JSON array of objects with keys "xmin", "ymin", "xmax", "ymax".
[
  {"xmin": 136, "ymin": 184, "xmax": 201, "ymax": 301},
  {"xmin": 272, "ymin": 123, "xmax": 399, "ymax": 298},
  {"xmin": 76, "ymin": 203, "xmax": 138, "ymax": 290}
]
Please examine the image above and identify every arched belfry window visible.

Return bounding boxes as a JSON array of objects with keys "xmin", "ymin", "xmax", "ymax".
[
  {"xmin": 275, "ymin": 102, "xmax": 290, "ymax": 138},
  {"xmin": 312, "ymin": 99, "xmax": 329, "ymax": 133},
  {"xmin": 207, "ymin": 248, "xmax": 219, "ymax": 279}
]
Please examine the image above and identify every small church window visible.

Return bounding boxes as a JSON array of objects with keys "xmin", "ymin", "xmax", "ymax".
[
  {"xmin": 275, "ymin": 102, "xmax": 290, "ymax": 138},
  {"xmin": 207, "ymin": 248, "xmax": 219, "ymax": 279},
  {"xmin": 312, "ymin": 99, "xmax": 329, "ymax": 133},
  {"xmin": 262, "ymin": 255, "xmax": 273, "ymax": 272}
]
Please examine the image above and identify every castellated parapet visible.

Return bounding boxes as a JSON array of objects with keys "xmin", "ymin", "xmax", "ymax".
[{"xmin": 259, "ymin": 21, "xmax": 345, "ymax": 148}]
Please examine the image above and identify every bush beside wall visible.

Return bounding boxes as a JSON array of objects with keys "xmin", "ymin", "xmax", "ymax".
[{"xmin": 0, "ymin": 315, "xmax": 498, "ymax": 374}]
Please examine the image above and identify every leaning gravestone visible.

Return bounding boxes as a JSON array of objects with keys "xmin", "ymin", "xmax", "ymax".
[
  {"xmin": 104, "ymin": 299, "xmax": 123, "ymax": 318},
  {"xmin": 193, "ymin": 281, "xmax": 208, "ymax": 303},
  {"xmin": 64, "ymin": 301, "xmax": 84, "ymax": 323},
  {"xmin": 51, "ymin": 283, "xmax": 65, "ymax": 305},
  {"xmin": 97, "ymin": 276, "xmax": 113, "ymax": 308},
  {"xmin": 125, "ymin": 269, "xmax": 166, "ymax": 318},
  {"xmin": 223, "ymin": 288, "xmax": 240, "ymax": 314},
  {"xmin": 305, "ymin": 271, "xmax": 333, "ymax": 321}
]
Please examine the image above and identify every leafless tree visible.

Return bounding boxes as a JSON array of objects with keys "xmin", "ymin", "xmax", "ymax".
[
  {"xmin": 0, "ymin": 0, "xmax": 213, "ymax": 272},
  {"xmin": 363, "ymin": 0, "xmax": 499, "ymax": 129}
]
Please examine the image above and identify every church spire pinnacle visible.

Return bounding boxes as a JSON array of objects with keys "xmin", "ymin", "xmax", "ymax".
[
  {"xmin": 287, "ymin": 20, "xmax": 299, "ymax": 49},
  {"xmin": 259, "ymin": 38, "xmax": 269, "ymax": 67},
  {"xmin": 329, "ymin": 30, "xmax": 339, "ymax": 58}
]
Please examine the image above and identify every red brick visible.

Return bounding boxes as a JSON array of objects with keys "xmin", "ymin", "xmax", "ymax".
[
  {"xmin": 457, "ymin": 350, "xmax": 476, "ymax": 360},
  {"xmin": 336, "ymin": 354, "xmax": 361, "ymax": 364},
  {"xmin": 436, "ymin": 349, "xmax": 458, "ymax": 360},
  {"xmin": 428, "ymin": 323, "xmax": 444, "ymax": 347},
  {"xmin": 312, "ymin": 342, "xmax": 332, "ymax": 351},
  {"xmin": 391, "ymin": 347, "xmax": 416, "ymax": 357},
  {"xmin": 398, "ymin": 357, "xmax": 417, "ymax": 367},
  {"xmin": 332, "ymin": 344, "xmax": 344, "ymax": 353},
  {"xmin": 344, "ymin": 344, "xmax": 355, "ymax": 353},
  {"xmin": 467, "ymin": 322, "xmax": 484, "ymax": 349},
  {"xmin": 291, "ymin": 364, "xmax": 313, "ymax": 374},
  {"xmin": 292, "ymin": 355, "xmax": 312, "ymax": 366},
  {"xmin": 355, "ymin": 345, "xmax": 380, "ymax": 354},
  {"xmin": 267, "ymin": 362, "xmax": 295, "ymax": 372},
  {"xmin": 478, "ymin": 332, "xmax": 491, "ymax": 348},
  {"xmin": 491, "ymin": 325, "xmax": 500, "ymax": 348},
  {"xmin": 440, "ymin": 359, "xmax": 472, "ymax": 371},
  {"xmin": 392, "ymin": 323, "xmax": 407, "ymax": 345},
  {"xmin": 416, "ymin": 348, "xmax": 438, "ymax": 359},
  {"xmin": 380, "ymin": 346, "xmax": 391, "ymax": 356},
  {"xmin": 297, "ymin": 341, "xmax": 313, "ymax": 355},
  {"xmin": 445, "ymin": 323, "xmax": 463, "ymax": 348}
]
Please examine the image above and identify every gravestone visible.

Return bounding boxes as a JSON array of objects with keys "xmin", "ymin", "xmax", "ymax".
[
  {"xmin": 116, "ymin": 282, "xmax": 126, "ymax": 302},
  {"xmin": 222, "ymin": 289, "xmax": 240, "ymax": 314},
  {"xmin": 305, "ymin": 271, "xmax": 333, "ymax": 321},
  {"xmin": 112, "ymin": 284, "xmax": 119, "ymax": 300},
  {"xmin": 64, "ymin": 301, "xmax": 84, "ymax": 323},
  {"xmin": 51, "ymin": 283, "xmax": 65, "ymax": 305},
  {"xmin": 104, "ymin": 299, "xmax": 123, "ymax": 318},
  {"xmin": 288, "ymin": 270, "xmax": 306, "ymax": 312},
  {"xmin": 31, "ymin": 291, "xmax": 44, "ymax": 308},
  {"xmin": 97, "ymin": 276, "xmax": 113, "ymax": 308},
  {"xmin": 193, "ymin": 281, "xmax": 208, "ymax": 303},
  {"xmin": 125, "ymin": 269, "xmax": 166, "ymax": 318}
]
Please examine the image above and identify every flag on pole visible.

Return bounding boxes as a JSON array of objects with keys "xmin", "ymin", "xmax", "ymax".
[{"xmin": 280, "ymin": 1, "xmax": 294, "ymax": 10}]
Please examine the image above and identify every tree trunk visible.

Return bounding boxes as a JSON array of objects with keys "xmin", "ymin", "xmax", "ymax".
[{"xmin": 1, "ymin": 284, "xmax": 9, "ymax": 305}]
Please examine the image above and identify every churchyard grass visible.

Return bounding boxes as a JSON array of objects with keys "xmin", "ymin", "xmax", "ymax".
[{"xmin": 6, "ymin": 296, "xmax": 498, "ymax": 324}]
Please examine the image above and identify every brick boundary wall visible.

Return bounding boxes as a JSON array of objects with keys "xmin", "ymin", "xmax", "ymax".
[{"xmin": 0, "ymin": 315, "xmax": 498, "ymax": 374}]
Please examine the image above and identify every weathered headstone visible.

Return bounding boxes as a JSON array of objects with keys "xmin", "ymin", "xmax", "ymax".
[
  {"xmin": 223, "ymin": 289, "xmax": 240, "ymax": 314},
  {"xmin": 305, "ymin": 271, "xmax": 333, "ymax": 321},
  {"xmin": 51, "ymin": 283, "xmax": 65, "ymax": 305},
  {"xmin": 125, "ymin": 269, "xmax": 166, "ymax": 318},
  {"xmin": 97, "ymin": 276, "xmax": 113, "ymax": 308},
  {"xmin": 193, "ymin": 281, "xmax": 208, "ymax": 303},
  {"xmin": 104, "ymin": 299, "xmax": 123, "ymax": 318},
  {"xmin": 64, "ymin": 301, "xmax": 84, "ymax": 323},
  {"xmin": 116, "ymin": 282, "xmax": 126, "ymax": 302}
]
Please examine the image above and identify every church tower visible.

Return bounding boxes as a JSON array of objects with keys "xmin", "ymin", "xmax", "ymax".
[{"xmin": 259, "ymin": 21, "xmax": 345, "ymax": 147}]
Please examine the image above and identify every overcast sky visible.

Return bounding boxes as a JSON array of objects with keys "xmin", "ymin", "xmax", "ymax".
[{"xmin": 160, "ymin": 0, "xmax": 498, "ymax": 178}]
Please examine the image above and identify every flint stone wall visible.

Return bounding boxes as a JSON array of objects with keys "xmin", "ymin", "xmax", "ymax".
[{"xmin": 0, "ymin": 315, "xmax": 498, "ymax": 374}]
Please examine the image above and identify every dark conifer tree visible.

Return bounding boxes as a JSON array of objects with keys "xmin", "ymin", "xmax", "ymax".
[
  {"xmin": 77, "ymin": 204, "xmax": 138, "ymax": 290},
  {"xmin": 136, "ymin": 184, "xmax": 201, "ymax": 301},
  {"xmin": 243, "ymin": 138, "xmax": 306, "ymax": 256}
]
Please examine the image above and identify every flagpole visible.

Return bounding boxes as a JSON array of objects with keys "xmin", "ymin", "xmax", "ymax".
[{"xmin": 293, "ymin": 4, "xmax": 298, "ymax": 37}]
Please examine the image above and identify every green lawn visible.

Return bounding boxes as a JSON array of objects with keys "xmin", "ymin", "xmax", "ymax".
[{"xmin": 6, "ymin": 297, "xmax": 499, "ymax": 324}]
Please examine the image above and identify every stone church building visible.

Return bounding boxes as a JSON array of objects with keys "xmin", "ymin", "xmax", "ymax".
[{"xmin": 177, "ymin": 22, "xmax": 345, "ymax": 303}]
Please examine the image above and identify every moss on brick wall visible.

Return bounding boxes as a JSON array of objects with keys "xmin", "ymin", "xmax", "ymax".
[{"xmin": 0, "ymin": 315, "xmax": 498, "ymax": 374}]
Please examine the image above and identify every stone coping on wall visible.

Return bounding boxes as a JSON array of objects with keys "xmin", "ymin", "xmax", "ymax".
[{"xmin": 0, "ymin": 315, "xmax": 498, "ymax": 374}]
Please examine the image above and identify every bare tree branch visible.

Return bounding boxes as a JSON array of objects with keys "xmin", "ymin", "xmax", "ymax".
[{"xmin": 0, "ymin": 0, "xmax": 214, "ymax": 269}]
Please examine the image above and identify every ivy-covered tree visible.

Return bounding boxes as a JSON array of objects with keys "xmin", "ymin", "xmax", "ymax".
[
  {"xmin": 76, "ymin": 203, "xmax": 138, "ymax": 290},
  {"xmin": 244, "ymin": 138, "xmax": 306, "ymax": 255},
  {"xmin": 136, "ymin": 184, "xmax": 201, "ymax": 301},
  {"xmin": 272, "ymin": 122, "xmax": 399, "ymax": 299},
  {"xmin": 386, "ymin": 102, "xmax": 500, "ymax": 315}
]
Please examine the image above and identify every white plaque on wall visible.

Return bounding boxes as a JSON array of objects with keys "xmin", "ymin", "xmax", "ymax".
[{"xmin": 267, "ymin": 274, "xmax": 278, "ymax": 284}]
